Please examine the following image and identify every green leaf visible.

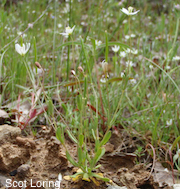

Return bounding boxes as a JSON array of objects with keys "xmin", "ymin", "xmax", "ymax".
[
  {"xmin": 95, "ymin": 139, "xmax": 100, "ymax": 152},
  {"xmin": 98, "ymin": 41, "xmax": 129, "ymax": 49},
  {"xmin": 79, "ymin": 134, "xmax": 84, "ymax": 146},
  {"xmin": 56, "ymin": 127, "xmax": 64, "ymax": 144},
  {"xmin": 92, "ymin": 129, "xmax": 96, "ymax": 140},
  {"xmin": 78, "ymin": 147, "xmax": 83, "ymax": 164},
  {"xmin": 47, "ymin": 98, "xmax": 54, "ymax": 116},
  {"xmin": 66, "ymin": 130, "xmax": 78, "ymax": 144},
  {"xmin": 92, "ymin": 147, "xmax": 105, "ymax": 167},
  {"xmin": 91, "ymin": 173, "xmax": 110, "ymax": 182},
  {"xmin": 94, "ymin": 164, "xmax": 102, "ymax": 169},
  {"xmin": 83, "ymin": 173, "xmax": 90, "ymax": 181},
  {"xmin": 100, "ymin": 131, "xmax": 111, "ymax": 147},
  {"xmin": 171, "ymin": 136, "xmax": 180, "ymax": 151},
  {"xmin": 66, "ymin": 151, "xmax": 79, "ymax": 167}
]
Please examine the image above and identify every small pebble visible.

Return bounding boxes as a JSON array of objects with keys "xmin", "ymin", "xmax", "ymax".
[{"xmin": 17, "ymin": 164, "xmax": 30, "ymax": 178}]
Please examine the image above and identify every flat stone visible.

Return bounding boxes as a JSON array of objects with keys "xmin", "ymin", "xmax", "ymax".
[
  {"xmin": 0, "ymin": 125, "xmax": 21, "ymax": 145},
  {"xmin": 0, "ymin": 143, "xmax": 30, "ymax": 172},
  {"xmin": 17, "ymin": 164, "xmax": 30, "ymax": 178},
  {"xmin": 107, "ymin": 186, "xmax": 127, "ymax": 189},
  {"xmin": 0, "ymin": 173, "xmax": 10, "ymax": 187}
]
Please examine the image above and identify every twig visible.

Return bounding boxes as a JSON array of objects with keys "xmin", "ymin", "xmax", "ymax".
[{"xmin": 145, "ymin": 143, "xmax": 156, "ymax": 180}]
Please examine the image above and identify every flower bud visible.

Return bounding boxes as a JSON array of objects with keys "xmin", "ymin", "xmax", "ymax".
[
  {"xmin": 78, "ymin": 66, "xmax": 84, "ymax": 73},
  {"xmin": 71, "ymin": 70, "xmax": 76, "ymax": 76},
  {"xmin": 35, "ymin": 62, "xmax": 42, "ymax": 69}
]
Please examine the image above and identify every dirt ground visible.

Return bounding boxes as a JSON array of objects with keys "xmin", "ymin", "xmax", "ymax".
[{"xmin": 0, "ymin": 123, "xmax": 177, "ymax": 189}]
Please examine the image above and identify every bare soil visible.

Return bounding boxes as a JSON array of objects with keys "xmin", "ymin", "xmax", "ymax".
[{"xmin": 0, "ymin": 124, "xmax": 175, "ymax": 189}]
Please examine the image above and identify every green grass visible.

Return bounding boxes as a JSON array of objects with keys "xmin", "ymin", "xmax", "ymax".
[{"xmin": 1, "ymin": 0, "xmax": 180, "ymax": 174}]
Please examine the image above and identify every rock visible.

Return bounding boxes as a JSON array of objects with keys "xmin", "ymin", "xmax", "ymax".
[
  {"xmin": 107, "ymin": 186, "xmax": 127, "ymax": 189},
  {"xmin": 0, "ymin": 125, "xmax": 21, "ymax": 145},
  {"xmin": 0, "ymin": 143, "xmax": 30, "ymax": 172},
  {"xmin": 16, "ymin": 136, "xmax": 36, "ymax": 149},
  {"xmin": 9, "ymin": 170, "xmax": 17, "ymax": 176},
  {"xmin": 0, "ymin": 109, "xmax": 9, "ymax": 125},
  {"xmin": 46, "ymin": 136, "xmax": 61, "ymax": 154},
  {"xmin": 17, "ymin": 164, "xmax": 30, "ymax": 178},
  {"xmin": 0, "ymin": 173, "xmax": 10, "ymax": 187},
  {"xmin": 49, "ymin": 174, "xmax": 57, "ymax": 179},
  {"xmin": 104, "ymin": 143, "xmax": 114, "ymax": 153}
]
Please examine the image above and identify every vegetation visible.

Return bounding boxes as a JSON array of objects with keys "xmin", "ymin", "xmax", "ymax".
[{"xmin": 1, "ymin": 0, "xmax": 180, "ymax": 182}]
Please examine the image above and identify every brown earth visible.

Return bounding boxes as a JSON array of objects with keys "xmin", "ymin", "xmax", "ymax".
[{"xmin": 0, "ymin": 124, "xmax": 175, "ymax": 189}]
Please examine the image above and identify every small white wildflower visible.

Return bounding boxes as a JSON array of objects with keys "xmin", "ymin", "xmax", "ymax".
[
  {"xmin": 175, "ymin": 4, "xmax": 180, "ymax": 10},
  {"xmin": 135, "ymin": 74, "xmax": 139, "ymax": 78},
  {"xmin": 112, "ymin": 45, "xmax": 120, "ymax": 53},
  {"xmin": 124, "ymin": 48, "xmax": 138, "ymax": 54},
  {"xmin": 28, "ymin": 23, "xmax": 33, "ymax": 28},
  {"xmin": 100, "ymin": 77, "xmax": 107, "ymax": 83},
  {"xmin": 147, "ymin": 93, "xmax": 151, "ymax": 98},
  {"xmin": 131, "ymin": 49, "xmax": 138, "ymax": 54},
  {"xmin": 172, "ymin": 56, "xmax": 180, "ymax": 61},
  {"xmin": 130, "ymin": 79, "xmax": 137, "ymax": 85},
  {"xmin": 166, "ymin": 119, "xmax": 172, "ymax": 126},
  {"xmin": 60, "ymin": 25, "xmax": 75, "ymax": 37},
  {"xmin": 125, "ymin": 35, "xmax": 130, "ymax": 40},
  {"xmin": 123, "ymin": 19, "xmax": 128, "ymax": 24},
  {"xmin": 131, "ymin": 34, "xmax": 136, "ymax": 38},
  {"xmin": 57, "ymin": 23, "xmax": 62, "ymax": 28},
  {"xmin": 149, "ymin": 65, "xmax": 153, "ymax": 69},
  {"xmin": 95, "ymin": 40, "xmax": 102, "ymax": 47},
  {"xmin": 15, "ymin": 43, "xmax": 30, "ymax": 56},
  {"xmin": 17, "ymin": 31, "xmax": 27, "ymax": 38},
  {"xmin": 125, "ymin": 48, "xmax": 131, "ymax": 53},
  {"xmin": 163, "ymin": 110, "xmax": 166, "ymax": 113},
  {"xmin": 120, "ymin": 51, "xmax": 126, "ymax": 57},
  {"xmin": 121, "ymin": 72, "xmax": 125, "ymax": 77},
  {"xmin": 164, "ymin": 168, "xmax": 169, "ymax": 173},
  {"xmin": 166, "ymin": 65, "xmax": 171, "ymax": 70},
  {"xmin": 100, "ymin": 74, "xmax": 109, "ymax": 83},
  {"xmin": 121, "ymin": 7, "xmax": 140, "ymax": 16},
  {"xmin": 126, "ymin": 60, "xmax": 136, "ymax": 67}
]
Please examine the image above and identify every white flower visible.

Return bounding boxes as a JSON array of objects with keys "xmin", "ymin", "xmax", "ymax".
[
  {"xmin": 131, "ymin": 49, "xmax": 138, "ymax": 54},
  {"xmin": 172, "ymin": 56, "xmax": 180, "ymax": 61},
  {"xmin": 121, "ymin": 7, "xmax": 140, "ymax": 16},
  {"xmin": 125, "ymin": 48, "xmax": 131, "ymax": 53},
  {"xmin": 131, "ymin": 34, "xmax": 136, "ymax": 38},
  {"xmin": 100, "ymin": 77, "xmax": 107, "ymax": 83},
  {"xmin": 175, "ymin": 4, "xmax": 180, "ymax": 10},
  {"xmin": 166, "ymin": 65, "xmax": 171, "ymax": 70},
  {"xmin": 121, "ymin": 72, "xmax": 125, "ymax": 77},
  {"xmin": 120, "ymin": 51, "xmax": 126, "ymax": 57},
  {"xmin": 130, "ymin": 79, "xmax": 137, "ymax": 85},
  {"xmin": 149, "ymin": 65, "xmax": 153, "ymax": 69},
  {"xmin": 15, "ymin": 43, "xmax": 30, "ymax": 56},
  {"xmin": 60, "ymin": 25, "xmax": 75, "ymax": 37},
  {"xmin": 125, "ymin": 35, "xmax": 130, "ymax": 40},
  {"xmin": 112, "ymin": 45, "xmax": 120, "ymax": 53},
  {"xmin": 100, "ymin": 74, "xmax": 109, "ymax": 83},
  {"xmin": 126, "ymin": 60, "xmax": 136, "ymax": 67},
  {"xmin": 95, "ymin": 40, "xmax": 102, "ymax": 47},
  {"xmin": 166, "ymin": 119, "xmax": 172, "ymax": 126},
  {"xmin": 57, "ymin": 23, "xmax": 62, "ymax": 28},
  {"xmin": 125, "ymin": 48, "xmax": 138, "ymax": 54},
  {"xmin": 17, "ymin": 31, "xmax": 27, "ymax": 38}
]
